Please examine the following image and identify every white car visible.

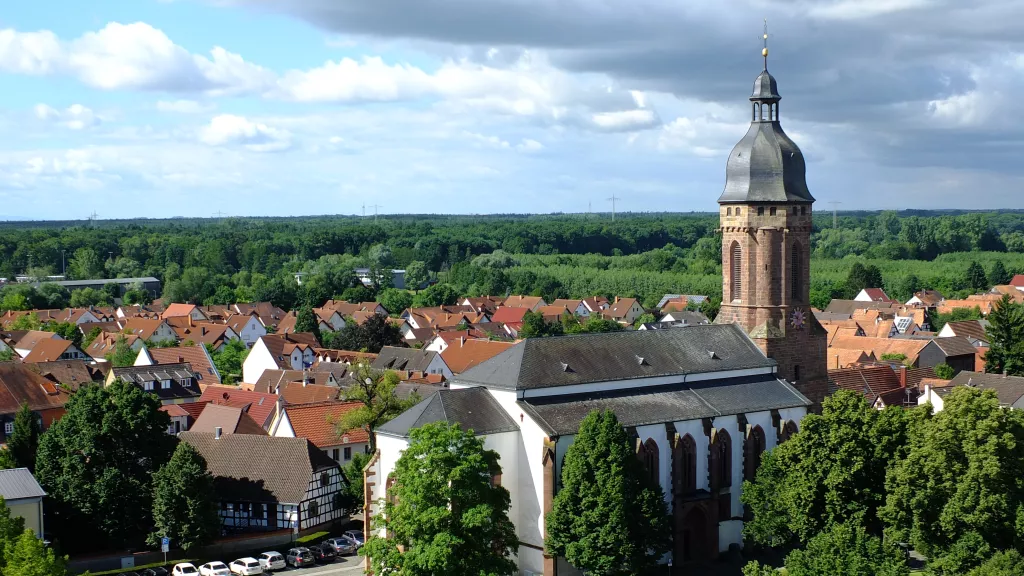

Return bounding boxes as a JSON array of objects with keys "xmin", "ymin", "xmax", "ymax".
[
  {"xmin": 257, "ymin": 552, "xmax": 285, "ymax": 572},
  {"xmin": 228, "ymin": 558, "xmax": 262, "ymax": 576},
  {"xmin": 172, "ymin": 564, "xmax": 198, "ymax": 576},
  {"xmin": 199, "ymin": 562, "xmax": 230, "ymax": 576}
]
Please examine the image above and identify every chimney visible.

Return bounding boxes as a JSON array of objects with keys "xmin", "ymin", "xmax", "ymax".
[
  {"xmin": 214, "ymin": 426, "xmax": 222, "ymax": 439},
  {"xmin": 898, "ymin": 366, "xmax": 908, "ymax": 388},
  {"xmin": 460, "ymin": 336, "xmax": 466, "ymax": 347},
  {"xmin": 177, "ymin": 355, "xmax": 184, "ymax": 363}
]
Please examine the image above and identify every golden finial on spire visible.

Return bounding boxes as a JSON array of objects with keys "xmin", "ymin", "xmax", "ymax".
[{"xmin": 762, "ymin": 19, "xmax": 769, "ymax": 68}]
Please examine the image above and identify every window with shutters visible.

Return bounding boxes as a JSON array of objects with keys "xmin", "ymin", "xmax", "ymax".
[
  {"xmin": 730, "ymin": 242, "xmax": 742, "ymax": 302},
  {"xmin": 791, "ymin": 243, "xmax": 803, "ymax": 301}
]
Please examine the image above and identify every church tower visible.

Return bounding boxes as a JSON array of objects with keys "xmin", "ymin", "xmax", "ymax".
[{"xmin": 715, "ymin": 30, "xmax": 828, "ymax": 407}]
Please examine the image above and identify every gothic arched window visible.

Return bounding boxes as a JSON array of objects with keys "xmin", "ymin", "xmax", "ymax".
[
  {"xmin": 730, "ymin": 242, "xmax": 742, "ymax": 302},
  {"xmin": 791, "ymin": 243, "xmax": 803, "ymax": 301},
  {"xmin": 710, "ymin": 430, "xmax": 732, "ymax": 489},
  {"xmin": 674, "ymin": 434, "xmax": 698, "ymax": 496},
  {"xmin": 779, "ymin": 420, "xmax": 799, "ymax": 443},
  {"xmin": 744, "ymin": 426, "xmax": 767, "ymax": 482},
  {"xmin": 641, "ymin": 439, "xmax": 659, "ymax": 487}
]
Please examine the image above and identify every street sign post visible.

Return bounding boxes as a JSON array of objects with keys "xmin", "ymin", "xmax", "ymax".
[{"xmin": 161, "ymin": 537, "xmax": 170, "ymax": 565}]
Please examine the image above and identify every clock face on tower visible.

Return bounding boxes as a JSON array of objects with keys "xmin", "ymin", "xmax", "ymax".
[{"xmin": 789, "ymin": 308, "xmax": 806, "ymax": 330}]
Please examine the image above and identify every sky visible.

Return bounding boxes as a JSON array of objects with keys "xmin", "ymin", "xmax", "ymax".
[{"xmin": 0, "ymin": 0, "xmax": 1022, "ymax": 219}]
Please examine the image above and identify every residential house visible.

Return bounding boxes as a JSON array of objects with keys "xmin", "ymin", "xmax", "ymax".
[
  {"xmin": 490, "ymin": 307, "xmax": 529, "ymax": 337},
  {"xmin": 106, "ymin": 363, "xmax": 202, "ymax": 405},
  {"xmin": 22, "ymin": 339, "xmax": 87, "ymax": 363},
  {"xmin": 85, "ymin": 332, "xmax": 143, "ymax": 362},
  {"xmin": 276, "ymin": 310, "xmax": 334, "ymax": 336},
  {"xmin": 460, "ymin": 296, "xmax": 504, "ymax": 315},
  {"xmin": 225, "ymin": 314, "xmax": 267, "ymax": 348},
  {"xmin": 0, "ymin": 469, "xmax": 45, "ymax": 536},
  {"xmin": 232, "ymin": 302, "xmax": 288, "ymax": 330},
  {"xmin": 906, "ymin": 290, "xmax": 944, "ymax": 307},
  {"xmin": 372, "ymin": 346, "xmax": 452, "ymax": 379},
  {"xmin": 168, "ymin": 321, "xmax": 237, "ymax": 352},
  {"xmin": 122, "ymin": 318, "xmax": 178, "ymax": 344},
  {"xmin": 27, "ymin": 360, "xmax": 102, "ymax": 391},
  {"xmin": 824, "ymin": 299, "xmax": 899, "ymax": 316},
  {"xmin": 828, "ymin": 349, "xmax": 878, "ymax": 369},
  {"xmin": 656, "ymin": 294, "xmax": 707, "ymax": 309},
  {"xmin": 389, "ymin": 318, "xmax": 417, "ymax": 341},
  {"xmin": 440, "ymin": 339, "xmax": 516, "ymax": 375},
  {"xmin": 160, "ymin": 401, "xmax": 208, "ymax": 435},
  {"xmin": 116, "ymin": 305, "xmax": 162, "ymax": 319},
  {"xmin": 253, "ymin": 365, "xmax": 351, "ymax": 391},
  {"xmin": 161, "ymin": 303, "xmax": 208, "ymax": 322},
  {"xmin": 135, "ymin": 344, "xmax": 222, "ymax": 385},
  {"xmin": 198, "ymin": 385, "xmax": 281, "ymax": 430},
  {"xmin": 935, "ymin": 299, "xmax": 993, "ymax": 316},
  {"xmin": 191, "ymin": 403, "xmax": 268, "ymax": 436},
  {"xmin": 549, "ymin": 299, "xmax": 590, "ymax": 317},
  {"xmin": 242, "ymin": 333, "xmax": 319, "ymax": 384},
  {"xmin": 917, "ymin": 337, "xmax": 978, "ymax": 375},
  {"xmin": 9, "ymin": 331, "xmax": 61, "ymax": 359},
  {"xmin": 854, "ymin": 288, "xmax": 896, "ymax": 303},
  {"xmin": 272, "ymin": 401, "xmax": 369, "ymax": 464},
  {"xmin": 919, "ymin": 371, "xmax": 1024, "ymax": 412},
  {"xmin": 0, "ymin": 363, "xmax": 72, "ymax": 438},
  {"xmin": 367, "ymin": 324, "xmax": 811, "ymax": 574},
  {"xmin": 937, "ymin": 319, "xmax": 990, "ymax": 346},
  {"xmin": 536, "ymin": 305, "xmax": 571, "ymax": 322},
  {"xmin": 606, "ymin": 297, "xmax": 645, "ymax": 326},
  {"xmin": 322, "ymin": 300, "xmax": 388, "ymax": 318},
  {"xmin": 1011, "ymin": 275, "xmax": 1024, "ymax": 291},
  {"xmin": 180, "ymin": 432, "xmax": 345, "ymax": 533},
  {"xmin": 501, "ymin": 295, "xmax": 546, "ymax": 310},
  {"xmin": 582, "ymin": 296, "xmax": 611, "ymax": 314},
  {"xmin": 658, "ymin": 311, "xmax": 711, "ymax": 326},
  {"xmin": 314, "ymin": 349, "xmax": 377, "ymax": 365},
  {"xmin": 828, "ymin": 365, "xmax": 918, "ymax": 408},
  {"xmin": 828, "ymin": 336, "xmax": 930, "ymax": 367},
  {"xmin": 312, "ymin": 308, "xmax": 346, "ymax": 331}
]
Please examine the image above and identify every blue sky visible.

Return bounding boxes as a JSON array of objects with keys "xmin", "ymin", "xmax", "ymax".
[{"xmin": 1, "ymin": 0, "xmax": 1022, "ymax": 219}]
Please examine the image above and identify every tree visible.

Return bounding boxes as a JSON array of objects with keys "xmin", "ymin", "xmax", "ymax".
[
  {"xmin": 989, "ymin": 260, "xmax": 1010, "ymax": 287},
  {"xmin": 35, "ymin": 380, "xmax": 176, "ymax": 551},
  {"xmin": 8, "ymin": 404, "xmax": 40, "ymax": 472},
  {"xmin": 105, "ymin": 336, "xmax": 138, "ymax": 367},
  {"xmin": 985, "ymin": 295, "xmax": 1024, "ymax": 376},
  {"xmin": 363, "ymin": 422, "xmax": 518, "ymax": 576},
  {"xmin": 36, "ymin": 284, "xmax": 70, "ymax": 309},
  {"xmin": 783, "ymin": 523, "xmax": 908, "ymax": 576},
  {"xmin": 632, "ymin": 313, "xmax": 656, "ymax": 328},
  {"xmin": 376, "ymin": 288, "xmax": 413, "ymax": 317},
  {"xmin": 882, "ymin": 387, "xmax": 1024, "ymax": 573},
  {"xmin": 338, "ymin": 451, "xmax": 369, "ymax": 513},
  {"xmin": 0, "ymin": 349, "xmax": 10, "ymax": 363},
  {"xmin": 966, "ymin": 261, "xmax": 990, "ymax": 291},
  {"xmin": 69, "ymin": 287, "xmax": 110, "ymax": 308},
  {"xmin": 208, "ymin": 340, "xmax": 248, "ymax": 384},
  {"xmin": 67, "ymin": 248, "xmax": 102, "ymax": 280},
  {"xmin": 403, "ymin": 260, "xmax": 428, "ymax": 291},
  {"xmin": 334, "ymin": 362, "xmax": 419, "ymax": 454},
  {"xmin": 8, "ymin": 315, "xmax": 40, "ymax": 331},
  {"xmin": 149, "ymin": 442, "xmax": 219, "ymax": 552},
  {"xmin": 330, "ymin": 314, "xmax": 402, "ymax": 354},
  {"xmin": 340, "ymin": 285, "xmax": 375, "ymax": 303},
  {"xmin": 42, "ymin": 322, "xmax": 81, "ymax": 349},
  {"xmin": 102, "ymin": 282, "xmax": 121, "ymax": 303},
  {"xmin": 4, "ymin": 529, "xmax": 68, "ymax": 576},
  {"xmin": 743, "ymin": 391, "xmax": 915, "ymax": 548},
  {"xmin": 123, "ymin": 287, "xmax": 152, "ymax": 306},
  {"xmin": 0, "ymin": 449, "xmax": 17, "ymax": 470},
  {"xmin": 81, "ymin": 326, "xmax": 103, "ymax": 350},
  {"xmin": 845, "ymin": 263, "xmax": 884, "ymax": 297},
  {"xmin": 294, "ymin": 306, "xmax": 322, "ymax": 343},
  {"xmin": 933, "ymin": 363, "xmax": 955, "ymax": 380},
  {"xmin": 411, "ymin": 283, "xmax": 459, "ymax": 307},
  {"xmin": 968, "ymin": 550, "xmax": 1024, "ymax": 576},
  {"xmin": 546, "ymin": 410, "xmax": 671, "ymax": 575},
  {"xmin": 519, "ymin": 310, "xmax": 563, "ymax": 338}
]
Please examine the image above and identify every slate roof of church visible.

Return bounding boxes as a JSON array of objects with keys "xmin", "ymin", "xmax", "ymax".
[
  {"xmin": 377, "ymin": 387, "xmax": 519, "ymax": 438},
  {"xmin": 453, "ymin": 323, "xmax": 774, "ymax": 391},
  {"xmin": 518, "ymin": 374, "xmax": 810, "ymax": 436}
]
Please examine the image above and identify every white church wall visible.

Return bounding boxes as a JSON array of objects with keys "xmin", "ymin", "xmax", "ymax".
[{"xmin": 635, "ymin": 423, "xmax": 671, "ymax": 505}]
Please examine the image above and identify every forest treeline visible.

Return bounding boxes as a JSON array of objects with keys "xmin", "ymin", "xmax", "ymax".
[{"xmin": 1, "ymin": 211, "xmax": 1023, "ymax": 312}]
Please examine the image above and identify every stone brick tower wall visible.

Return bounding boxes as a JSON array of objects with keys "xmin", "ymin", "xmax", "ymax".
[{"xmin": 716, "ymin": 203, "xmax": 828, "ymax": 407}]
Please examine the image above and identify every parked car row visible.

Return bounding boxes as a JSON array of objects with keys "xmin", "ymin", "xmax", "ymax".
[{"xmin": 159, "ymin": 535, "xmax": 363, "ymax": 576}]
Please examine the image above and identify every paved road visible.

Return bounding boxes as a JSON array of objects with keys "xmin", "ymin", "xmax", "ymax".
[{"xmin": 270, "ymin": 556, "xmax": 365, "ymax": 576}]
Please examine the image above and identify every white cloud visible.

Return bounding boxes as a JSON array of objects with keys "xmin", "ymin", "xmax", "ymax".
[
  {"xmin": 276, "ymin": 56, "xmax": 433, "ymax": 102},
  {"xmin": 657, "ymin": 115, "xmax": 747, "ymax": 157},
  {"xmin": 156, "ymin": 99, "xmax": 214, "ymax": 114},
  {"xmin": 926, "ymin": 55, "xmax": 1024, "ymax": 129},
  {"xmin": 0, "ymin": 29, "xmax": 62, "ymax": 74},
  {"xmin": 589, "ymin": 109, "xmax": 660, "ymax": 132},
  {"xmin": 806, "ymin": 0, "xmax": 931, "ymax": 20},
  {"xmin": 516, "ymin": 138, "xmax": 544, "ymax": 153},
  {"xmin": 198, "ymin": 114, "xmax": 292, "ymax": 152},
  {"xmin": 33, "ymin": 103, "xmax": 101, "ymax": 130}
]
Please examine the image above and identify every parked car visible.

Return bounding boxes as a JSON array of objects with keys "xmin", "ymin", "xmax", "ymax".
[
  {"xmin": 141, "ymin": 568, "xmax": 169, "ymax": 576},
  {"xmin": 285, "ymin": 548, "xmax": 314, "ymax": 568},
  {"xmin": 199, "ymin": 563, "xmax": 230, "ymax": 576},
  {"xmin": 322, "ymin": 537, "xmax": 356, "ymax": 555},
  {"xmin": 228, "ymin": 558, "xmax": 262, "ymax": 576},
  {"xmin": 308, "ymin": 544, "xmax": 335, "ymax": 562},
  {"xmin": 343, "ymin": 530, "xmax": 365, "ymax": 546},
  {"xmin": 172, "ymin": 564, "xmax": 199, "ymax": 576},
  {"xmin": 257, "ymin": 552, "xmax": 285, "ymax": 572}
]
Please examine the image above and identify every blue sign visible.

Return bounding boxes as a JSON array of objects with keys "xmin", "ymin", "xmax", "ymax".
[{"xmin": 161, "ymin": 537, "xmax": 170, "ymax": 553}]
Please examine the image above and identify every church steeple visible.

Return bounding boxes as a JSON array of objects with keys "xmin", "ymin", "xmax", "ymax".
[{"xmin": 718, "ymin": 23, "xmax": 813, "ymax": 205}]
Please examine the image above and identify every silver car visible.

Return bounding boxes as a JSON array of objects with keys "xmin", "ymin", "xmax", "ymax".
[{"xmin": 322, "ymin": 537, "xmax": 356, "ymax": 555}]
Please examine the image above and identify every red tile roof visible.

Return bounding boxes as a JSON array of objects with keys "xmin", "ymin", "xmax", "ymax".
[
  {"xmin": 440, "ymin": 339, "xmax": 515, "ymax": 374},
  {"xmin": 146, "ymin": 345, "xmax": 221, "ymax": 384},
  {"xmin": 0, "ymin": 363, "xmax": 71, "ymax": 415},
  {"xmin": 21, "ymin": 339, "xmax": 75, "ymax": 363},
  {"xmin": 1011, "ymin": 275, "xmax": 1024, "ymax": 288},
  {"xmin": 283, "ymin": 401, "xmax": 367, "ymax": 447},
  {"xmin": 490, "ymin": 307, "xmax": 529, "ymax": 324},
  {"xmin": 162, "ymin": 303, "xmax": 198, "ymax": 319},
  {"xmin": 198, "ymin": 385, "xmax": 279, "ymax": 428},
  {"xmin": 829, "ymin": 365, "xmax": 902, "ymax": 399}
]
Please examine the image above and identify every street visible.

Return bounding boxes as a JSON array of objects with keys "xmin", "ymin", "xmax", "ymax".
[{"xmin": 270, "ymin": 556, "xmax": 365, "ymax": 576}]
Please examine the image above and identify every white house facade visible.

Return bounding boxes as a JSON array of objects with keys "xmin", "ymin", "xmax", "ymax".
[{"xmin": 366, "ymin": 325, "xmax": 810, "ymax": 575}]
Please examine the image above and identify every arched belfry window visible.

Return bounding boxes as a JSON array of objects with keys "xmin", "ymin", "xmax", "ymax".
[
  {"xmin": 791, "ymin": 243, "xmax": 803, "ymax": 301},
  {"xmin": 730, "ymin": 242, "xmax": 742, "ymax": 302}
]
